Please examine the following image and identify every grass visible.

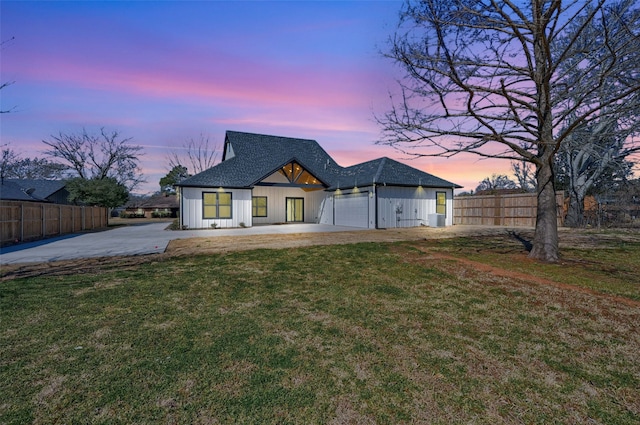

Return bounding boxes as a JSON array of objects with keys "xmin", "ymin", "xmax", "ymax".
[
  {"xmin": 423, "ymin": 232, "xmax": 640, "ymax": 301},
  {"xmin": 1, "ymin": 237, "xmax": 639, "ymax": 424}
]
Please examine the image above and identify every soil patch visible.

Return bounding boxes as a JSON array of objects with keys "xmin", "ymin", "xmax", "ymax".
[{"xmin": 408, "ymin": 247, "xmax": 640, "ymax": 308}]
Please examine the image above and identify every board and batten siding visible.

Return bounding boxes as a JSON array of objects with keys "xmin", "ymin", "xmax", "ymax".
[
  {"xmin": 180, "ymin": 187, "xmax": 252, "ymax": 229},
  {"xmin": 251, "ymin": 187, "xmax": 326, "ymax": 224},
  {"xmin": 318, "ymin": 195, "xmax": 334, "ymax": 225},
  {"xmin": 376, "ymin": 186, "xmax": 454, "ymax": 228}
]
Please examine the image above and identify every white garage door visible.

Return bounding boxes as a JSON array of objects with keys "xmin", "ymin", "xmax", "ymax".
[{"xmin": 334, "ymin": 192, "xmax": 369, "ymax": 228}]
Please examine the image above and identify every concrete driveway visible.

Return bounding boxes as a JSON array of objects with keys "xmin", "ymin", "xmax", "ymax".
[{"xmin": 0, "ymin": 223, "xmax": 366, "ymax": 265}]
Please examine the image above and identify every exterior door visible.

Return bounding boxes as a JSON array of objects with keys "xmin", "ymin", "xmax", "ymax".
[
  {"xmin": 334, "ymin": 192, "xmax": 369, "ymax": 228},
  {"xmin": 286, "ymin": 197, "xmax": 304, "ymax": 222}
]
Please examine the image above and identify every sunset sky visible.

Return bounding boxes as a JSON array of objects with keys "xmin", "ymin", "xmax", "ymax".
[{"xmin": 1, "ymin": 0, "xmax": 509, "ymax": 194}]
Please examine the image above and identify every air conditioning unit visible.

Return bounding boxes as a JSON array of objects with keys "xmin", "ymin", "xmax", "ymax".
[{"xmin": 428, "ymin": 213, "xmax": 446, "ymax": 227}]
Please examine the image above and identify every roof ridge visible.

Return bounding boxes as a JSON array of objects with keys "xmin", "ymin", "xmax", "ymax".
[
  {"xmin": 226, "ymin": 130, "xmax": 317, "ymax": 143},
  {"xmin": 373, "ymin": 157, "xmax": 387, "ymax": 184}
]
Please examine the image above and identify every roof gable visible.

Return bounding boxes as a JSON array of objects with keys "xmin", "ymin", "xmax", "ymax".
[
  {"xmin": 179, "ymin": 131, "xmax": 341, "ymax": 188},
  {"xmin": 177, "ymin": 131, "xmax": 460, "ymax": 190}
]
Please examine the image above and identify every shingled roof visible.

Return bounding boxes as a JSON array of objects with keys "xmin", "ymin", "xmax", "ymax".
[
  {"xmin": 330, "ymin": 157, "xmax": 461, "ymax": 190},
  {"xmin": 176, "ymin": 131, "xmax": 460, "ymax": 190},
  {"xmin": 4, "ymin": 179, "xmax": 67, "ymax": 200},
  {"xmin": 178, "ymin": 131, "xmax": 342, "ymax": 188},
  {"xmin": 0, "ymin": 180, "xmax": 42, "ymax": 201}
]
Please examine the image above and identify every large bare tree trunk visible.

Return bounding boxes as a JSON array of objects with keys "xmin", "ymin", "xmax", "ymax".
[{"xmin": 530, "ymin": 159, "xmax": 559, "ymax": 262}]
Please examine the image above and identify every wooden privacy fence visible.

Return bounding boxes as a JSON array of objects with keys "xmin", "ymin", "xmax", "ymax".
[
  {"xmin": 0, "ymin": 201, "xmax": 108, "ymax": 246},
  {"xmin": 453, "ymin": 192, "xmax": 565, "ymax": 227}
]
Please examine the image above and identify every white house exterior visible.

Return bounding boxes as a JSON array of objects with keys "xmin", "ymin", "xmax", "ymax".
[
  {"xmin": 318, "ymin": 186, "xmax": 455, "ymax": 228},
  {"xmin": 176, "ymin": 131, "xmax": 460, "ymax": 230}
]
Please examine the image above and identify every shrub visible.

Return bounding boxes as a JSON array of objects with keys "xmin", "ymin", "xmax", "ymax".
[
  {"xmin": 151, "ymin": 210, "xmax": 172, "ymax": 218},
  {"xmin": 166, "ymin": 219, "xmax": 181, "ymax": 230}
]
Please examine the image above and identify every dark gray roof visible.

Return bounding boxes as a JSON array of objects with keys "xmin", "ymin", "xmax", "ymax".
[
  {"xmin": 329, "ymin": 157, "xmax": 461, "ymax": 190},
  {"xmin": 178, "ymin": 131, "xmax": 341, "ymax": 188},
  {"xmin": 4, "ymin": 179, "xmax": 67, "ymax": 200},
  {"xmin": 176, "ymin": 131, "xmax": 460, "ymax": 190},
  {"xmin": 0, "ymin": 180, "xmax": 42, "ymax": 201}
]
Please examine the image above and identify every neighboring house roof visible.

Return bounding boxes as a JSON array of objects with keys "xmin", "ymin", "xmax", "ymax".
[
  {"xmin": 4, "ymin": 179, "xmax": 67, "ymax": 200},
  {"xmin": 0, "ymin": 180, "xmax": 44, "ymax": 201},
  {"xmin": 176, "ymin": 131, "xmax": 461, "ymax": 190}
]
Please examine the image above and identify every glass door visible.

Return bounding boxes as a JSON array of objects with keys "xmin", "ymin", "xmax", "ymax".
[{"xmin": 286, "ymin": 198, "xmax": 304, "ymax": 222}]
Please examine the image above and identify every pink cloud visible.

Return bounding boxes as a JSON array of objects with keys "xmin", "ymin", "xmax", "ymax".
[{"xmin": 8, "ymin": 47, "xmax": 379, "ymax": 113}]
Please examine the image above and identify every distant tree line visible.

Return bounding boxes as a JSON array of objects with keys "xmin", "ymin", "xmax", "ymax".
[{"xmin": 1, "ymin": 128, "xmax": 144, "ymax": 208}]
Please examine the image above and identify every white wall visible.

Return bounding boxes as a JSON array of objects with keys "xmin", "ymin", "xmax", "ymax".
[
  {"xmin": 180, "ymin": 187, "xmax": 252, "ymax": 229},
  {"xmin": 251, "ymin": 186, "xmax": 326, "ymax": 224},
  {"xmin": 376, "ymin": 186, "xmax": 454, "ymax": 228},
  {"xmin": 318, "ymin": 195, "xmax": 334, "ymax": 225},
  {"xmin": 180, "ymin": 185, "xmax": 455, "ymax": 229}
]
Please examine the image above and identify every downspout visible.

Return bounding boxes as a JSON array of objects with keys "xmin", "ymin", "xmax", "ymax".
[
  {"xmin": 451, "ymin": 186, "xmax": 456, "ymax": 226},
  {"xmin": 372, "ymin": 159, "xmax": 386, "ymax": 229},
  {"xmin": 374, "ymin": 183, "xmax": 379, "ymax": 229},
  {"xmin": 179, "ymin": 186, "xmax": 184, "ymax": 229},
  {"xmin": 333, "ymin": 180, "xmax": 339, "ymax": 226}
]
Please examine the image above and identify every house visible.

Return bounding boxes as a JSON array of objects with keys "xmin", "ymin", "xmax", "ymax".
[
  {"xmin": 0, "ymin": 179, "xmax": 70, "ymax": 204},
  {"xmin": 123, "ymin": 193, "xmax": 179, "ymax": 218},
  {"xmin": 176, "ymin": 131, "xmax": 461, "ymax": 229}
]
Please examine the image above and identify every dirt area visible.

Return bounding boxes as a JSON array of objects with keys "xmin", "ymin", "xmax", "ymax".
[
  {"xmin": 164, "ymin": 225, "xmax": 640, "ymax": 256},
  {"xmin": 2, "ymin": 225, "xmax": 639, "ymax": 281},
  {"xmin": 166, "ymin": 225, "xmax": 522, "ymax": 255}
]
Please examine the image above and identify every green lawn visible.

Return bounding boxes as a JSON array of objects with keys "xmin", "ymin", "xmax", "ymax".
[{"xmin": 1, "ymin": 238, "xmax": 639, "ymax": 424}]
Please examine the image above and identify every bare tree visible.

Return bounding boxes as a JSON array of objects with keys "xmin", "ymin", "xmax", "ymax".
[
  {"xmin": 475, "ymin": 174, "xmax": 517, "ymax": 194},
  {"xmin": 1, "ymin": 37, "xmax": 16, "ymax": 114},
  {"xmin": 2, "ymin": 144, "xmax": 69, "ymax": 181},
  {"xmin": 551, "ymin": 3, "xmax": 640, "ymax": 227},
  {"xmin": 556, "ymin": 117, "xmax": 639, "ymax": 227},
  {"xmin": 0, "ymin": 146, "xmax": 20, "ymax": 182},
  {"xmin": 167, "ymin": 133, "xmax": 219, "ymax": 175},
  {"xmin": 43, "ymin": 128, "xmax": 145, "ymax": 191},
  {"xmin": 511, "ymin": 161, "xmax": 536, "ymax": 192},
  {"xmin": 378, "ymin": 0, "xmax": 640, "ymax": 261}
]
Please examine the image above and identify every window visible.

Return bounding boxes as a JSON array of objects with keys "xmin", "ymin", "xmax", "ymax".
[
  {"xmin": 436, "ymin": 191, "xmax": 446, "ymax": 215},
  {"xmin": 252, "ymin": 196, "xmax": 267, "ymax": 217},
  {"xmin": 203, "ymin": 192, "xmax": 232, "ymax": 219},
  {"xmin": 286, "ymin": 197, "xmax": 304, "ymax": 222}
]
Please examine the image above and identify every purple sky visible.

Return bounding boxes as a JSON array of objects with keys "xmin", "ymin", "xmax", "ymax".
[{"xmin": 1, "ymin": 0, "xmax": 508, "ymax": 194}]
